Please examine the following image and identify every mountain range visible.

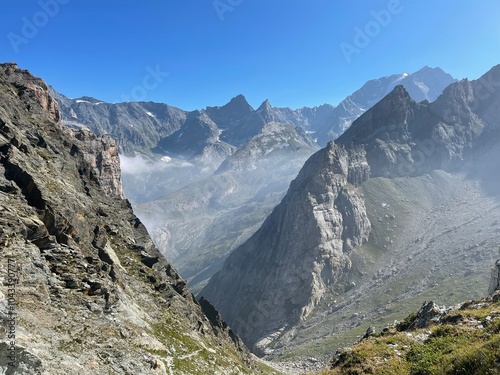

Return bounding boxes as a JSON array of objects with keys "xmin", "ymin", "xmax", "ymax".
[
  {"xmin": 200, "ymin": 65, "xmax": 500, "ymax": 363},
  {"xmin": 53, "ymin": 66, "xmax": 456, "ymax": 155},
  {"xmin": 50, "ymin": 64, "xmax": 474, "ymax": 367},
  {"xmin": 49, "ymin": 66, "xmax": 455, "ymax": 294},
  {"xmin": 2, "ymin": 60, "xmax": 499, "ymax": 374}
]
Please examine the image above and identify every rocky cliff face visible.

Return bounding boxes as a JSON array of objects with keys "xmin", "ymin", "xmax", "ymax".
[
  {"xmin": 200, "ymin": 65, "xmax": 500, "ymax": 359},
  {"xmin": 489, "ymin": 259, "xmax": 500, "ymax": 297},
  {"xmin": 201, "ymin": 142, "xmax": 371, "ymax": 351},
  {"xmin": 70, "ymin": 129, "xmax": 125, "ymax": 199},
  {"xmin": 0, "ymin": 63, "xmax": 271, "ymax": 375}
]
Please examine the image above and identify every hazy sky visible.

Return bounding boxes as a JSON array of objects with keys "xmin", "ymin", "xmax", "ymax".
[{"xmin": 1, "ymin": 1, "xmax": 499, "ymax": 110}]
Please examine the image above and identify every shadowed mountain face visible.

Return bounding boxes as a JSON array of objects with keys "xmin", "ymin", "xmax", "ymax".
[
  {"xmin": 0, "ymin": 63, "xmax": 274, "ymax": 375},
  {"xmin": 154, "ymin": 110, "xmax": 236, "ymax": 165},
  {"xmin": 50, "ymin": 89, "xmax": 187, "ymax": 156},
  {"xmin": 205, "ymin": 94, "xmax": 265, "ymax": 147},
  {"xmin": 200, "ymin": 65, "xmax": 500, "ymax": 359}
]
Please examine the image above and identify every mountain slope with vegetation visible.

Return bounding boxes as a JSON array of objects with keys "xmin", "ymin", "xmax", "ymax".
[{"xmin": 321, "ymin": 288, "xmax": 500, "ymax": 375}]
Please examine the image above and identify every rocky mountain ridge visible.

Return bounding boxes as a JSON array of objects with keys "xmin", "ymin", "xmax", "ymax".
[
  {"xmin": 0, "ymin": 63, "xmax": 275, "ymax": 375},
  {"xmin": 51, "ymin": 88, "xmax": 187, "ymax": 156},
  {"xmin": 200, "ymin": 65, "xmax": 500, "ymax": 360},
  {"xmin": 52, "ymin": 66, "xmax": 456, "ymax": 159},
  {"xmin": 311, "ymin": 66, "xmax": 457, "ymax": 144}
]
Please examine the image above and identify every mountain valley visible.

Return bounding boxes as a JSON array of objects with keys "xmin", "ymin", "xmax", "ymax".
[
  {"xmin": 51, "ymin": 66, "xmax": 457, "ymax": 295},
  {"xmin": 200, "ymin": 65, "xmax": 500, "ymax": 364},
  {"xmin": 1, "ymin": 60, "xmax": 498, "ymax": 374}
]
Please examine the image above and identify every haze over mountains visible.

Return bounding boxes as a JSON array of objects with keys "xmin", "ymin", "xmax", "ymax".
[
  {"xmin": 200, "ymin": 65, "xmax": 500, "ymax": 360},
  {"xmin": 50, "ymin": 67, "xmax": 456, "ymax": 295},
  {"xmin": 51, "ymin": 63, "xmax": 500, "ymax": 367},
  {"xmin": 138, "ymin": 122, "xmax": 319, "ymax": 293},
  {"xmin": 2, "ymin": 60, "xmax": 499, "ymax": 374}
]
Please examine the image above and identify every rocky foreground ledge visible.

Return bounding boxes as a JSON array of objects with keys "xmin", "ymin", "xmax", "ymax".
[{"xmin": 316, "ymin": 260, "xmax": 500, "ymax": 375}]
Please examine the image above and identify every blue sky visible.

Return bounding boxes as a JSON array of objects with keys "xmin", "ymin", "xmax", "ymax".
[{"xmin": 1, "ymin": 1, "xmax": 500, "ymax": 110}]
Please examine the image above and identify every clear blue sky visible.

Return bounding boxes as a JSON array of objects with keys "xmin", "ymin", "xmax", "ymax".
[{"xmin": 1, "ymin": 1, "xmax": 499, "ymax": 110}]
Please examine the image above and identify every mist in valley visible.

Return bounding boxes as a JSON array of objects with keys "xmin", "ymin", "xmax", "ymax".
[{"xmin": 121, "ymin": 140, "xmax": 318, "ymax": 294}]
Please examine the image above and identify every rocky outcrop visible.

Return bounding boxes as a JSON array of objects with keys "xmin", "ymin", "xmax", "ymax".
[
  {"xmin": 70, "ymin": 129, "xmax": 125, "ymax": 199},
  {"xmin": 200, "ymin": 142, "xmax": 371, "ymax": 351},
  {"xmin": 330, "ymin": 297, "xmax": 500, "ymax": 374},
  {"xmin": 407, "ymin": 301, "xmax": 447, "ymax": 329},
  {"xmin": 0, "ymin": 63, "xmax": 269, "ymax": 374},
  {"xmin": 4, "ymin": 63, "xmax": 60, "ymax": 123},
  {"xmin": 489, "ymin": 259, "xmax": 500, "ymax": 297}
]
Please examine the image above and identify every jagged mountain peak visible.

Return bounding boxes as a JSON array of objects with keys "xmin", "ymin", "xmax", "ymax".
[
  {"xmin": 257, "ymin": 99, "xmax": 272, "ymax": 112},
  {"xmin": 313, "ymin": 66, "xmax": 457, "ymax": 145},
  {"xmin": 185, "ymin": 110, "xmax": 219, "ymax": 132},
  {"xmin": 351, "ymin": 67, "xmax": 455, "ymax": 106},
  {"xmin": 337, "ymin": 84, "xmax": 417, "ymax": 146},
  {"xmin": 187, "ymin": 109, "xmax": 213, "ymax": 121},
  {"xmin": 157, "ymin": 111, "xmax": 220, "ymax": 153},
  {"xmin": 154, "ymin": 108, "xmax": 235, "ymax": 165},
  {"xmin": 411, "ymin": 65, "xmax": 451, "ymax": 78},
  {"xmin": 223, "ymin": 94, "xmax": 254, "ymax": 113},
  {"xmin": 386, "ymin": 84, "xmax": 412, "ymax": 99},
  {"xmin": 413, "ymin": 65, "xmax": 433, "ymax": 73}
]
